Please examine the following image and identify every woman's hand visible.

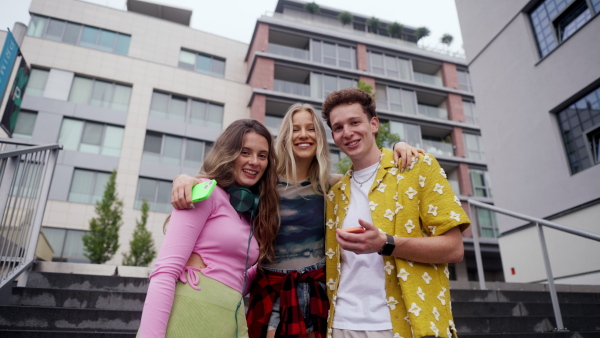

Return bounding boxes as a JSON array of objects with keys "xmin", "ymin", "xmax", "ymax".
[
  {"xmin": 171, "ymin": 174, "xmax": 202, "ymax": 209},
  {"xmin": 392, "ymin": 142, "xmax": 425, "ymax": 171}
]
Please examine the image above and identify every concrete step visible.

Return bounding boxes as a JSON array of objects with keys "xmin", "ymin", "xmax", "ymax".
[
  {"xmin": 0, "ymin": 330, "xmax": 136, "ymax": 338},
  {"xmin": 452, "ymin": 301, "xmax": 600, "ymax": 317},
  {"xmin": 25, "ymin": 271, "xmax": 149, "ymax": 292},
  {"xmin": 9, "ymin": 287, "xmax": 146, "ymax": 310},
  {"xmin": 451, "ymin": 289, "xmax": 600, "ymax": 304},
  {"xmin": 0, "ymin": 306, "xmax": 141, "ymax": 332},
  {"xmin": 454, "ymin": 315, "xmax": 600, "ymax": 334},
  {"xmin": 460, "ymin": 332, "xmax": 600, "ymax": 338}
]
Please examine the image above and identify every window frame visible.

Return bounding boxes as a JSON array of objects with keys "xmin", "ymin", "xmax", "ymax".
[
  {"xmin": 58, "ymin": 118, "xmax": 124, "ymax": 156},
  {"xmin": 142, "ymin": 131, "xmax": 211, "ymax": 168},
  {"xmin": 27, "ymin": 14, "xmax": 130, "ymax": 55},
  {"xmin": 178, "ymin": 49, "xmax": 226, "ymax": 78},
  {"xmin": 67, "ymin": 169, "xmax": 111, "ymax": 204},
  {"xmin": 67, "ymin": 76, "xmax": 132, "ymax": 112},
  {"xmin": 149, "ymin": 91, "xmax": 224, "ymax": 129}
]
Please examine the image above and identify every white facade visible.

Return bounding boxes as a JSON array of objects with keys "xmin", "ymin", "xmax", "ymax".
[
  {"xmin": 455, "ymin": 0, "xmax": 600, "ymax": 283},
  {"xmin": 2, "ymin": 0, "xmax": 251, "ymax": 265}
]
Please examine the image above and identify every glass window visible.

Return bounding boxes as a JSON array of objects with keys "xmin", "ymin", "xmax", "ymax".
[
  {"xmin": 25, "ymin": 68, "xmax": 49, "ymax": 97},
  {"xmin": 168, "ymin": 96, "xmax": 187, "ymax": 122},
  {"xmin": 80, "ymin": 26, "xmax": 99, "ymax": 48},
  {"xmin": 12, "ymin": 111, "xmax": 37, "ymax": 139},
  {"xmin": 27, "ymin": 15, "xmax": 48, "ymax": 37},
  {"xmin": 178, "ymin": 50, "xmax": 225, "ymax": 78},
  {"xmin": 68, "ymin": 76, "xmax": 131, "ymax": 111},
  {"xmin": 377, "ymin": 84, "xmax": 416, "ymax": 115},
  {"xmin": 389, "ymin": 121, "xmax": 422, "ymax": 148},
  {"xmin": 142, "ymin": 132, "xmax": 208, "ymax": 168},
  {"xmin": 68, "ymin": 169, "xmax": 110, "ymax": 204},
  {"xmin": 114, "ymin": 34, "xmax": 131, "ymax": 55},
  {"xmin": 530, "ymin": 0, "xmax": 597, "ymax": 57},
  {"xmin": 476, "ymin": 207, "xmax": 500, "ymax": 238},
  {"xmin": 206, "ymin": 104, "xmax": 223, "ymax": 129},
  {"xmin": 98, "ymin": 30, "xmax": 116, "ymax": 51},
  {"xmin": 369, "ymin": 51, "xmax": 410, "ymax": 79},
  {"xmin": 369, "ymin": 52, "xmax": 384, "ymax": 75},
  {"xmin": 80, "ymin": 122, "xmax": 103, "ymax": 154},
  {"xmin": 184, "ymin": 139, "xmax": 205, "ymax": 169},
  {"xmin": 557, "ymin": 85, "xmax": 600, "ymax": 174},
  {"xmin": 62, "ymin": 22, "xmax": 81, "ymax": 44},
  {"xmin": 136, "ymin": 177, "xmax": 173, "ymax": 213},
  {"xmin": 58, "ymin": 118, "xmax": 123, "ymax": 156},
  {"xmin": 42, "ymin": 227, "xmax": 90, "ymax": 263},
  {"xmin": 58, "ymin": 119, "xmax": 84, "ymax": 151},
  {"xmin": 311, "ymin": 40, "xmax": 356, "ymax": 69},
  {"xmin": 68, "ymin": 77, "xmax": 93, "ymax": 104},
  {"xmin": 457, "ymin": 70, "xmax": 473, "ymax": 92},
  {"xmin": 464, "ymin": 133, "xmax": 485, "ymax": 161},
  {"xmin": 45, "ymin": 18, "xmax": 65, "ymax": 41},
  {"xmin": 463, "ymin": 101, "xmax": 477, "ymax": 125},
  {"xmin": 90, "ymin": 80, "xmax": 113, "ymax": 108},
  {"xmin": 470, "ymin": 169, "xmax": 493, "ymax": 198},
  {"xmin": 150, "ymin": 92, "xmax": 169, "ymax": 118}
]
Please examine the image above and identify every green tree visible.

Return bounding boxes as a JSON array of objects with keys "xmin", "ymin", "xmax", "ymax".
[
  {"xmin": 335, "ymin": 83, "xmax": 401, "ymax": 173},
  {"xmin": 387, "ymin": 22, "xmax": 404, "ymax": 38},
  {"xmin": 366, "ymin": 17, "xmax": 380, "ymax": 34},
  {"xmin": 415, "ymin": 27, "xmax": 430, "ymax": 42},
  {"xmin": 82, "ymin": 170, "xmax": 123, "ymax": 264},
  {"xmin": 304, "ymin": 2, "xmax": 321, "ymax": 15},
  {"xmin": 338, "ymin": 11, "xmax": 353, "ymax": 26},
  {"xmin": 441, "ymin": 33, "xmax": 454, "ymax": 47},
  {"xmin": 122, "ymin": 200, "xmax": 156, "ymax": 267}
]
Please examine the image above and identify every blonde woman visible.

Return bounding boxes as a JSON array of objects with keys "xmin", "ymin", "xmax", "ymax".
[{"xmin": 171, "ymin": 107, "xmax": 423, "ymax": 338}]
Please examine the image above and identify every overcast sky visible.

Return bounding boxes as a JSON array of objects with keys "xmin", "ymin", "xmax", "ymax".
[{"xmin": 1, "ymin": 0, "xmax": 464, "ymax": 54}]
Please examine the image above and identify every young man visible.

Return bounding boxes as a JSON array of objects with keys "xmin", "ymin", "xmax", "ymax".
[{"xmin": 321, "ymin": 88, "xmax": 470, "ymax": 338}]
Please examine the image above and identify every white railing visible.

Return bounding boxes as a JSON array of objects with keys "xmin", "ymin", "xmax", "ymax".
[
  {"xmin": 468, "ymin": 199, "xmax": 600, "ymax": 332},
  {"xmin": 0, "ymin": 139, "xmax": 60, "ymax": 290}
]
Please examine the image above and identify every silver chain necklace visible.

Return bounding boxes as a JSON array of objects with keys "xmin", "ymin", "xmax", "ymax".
[{"xmin": 352, "ymin": 166, "xmax": 378, "ymax": 187}]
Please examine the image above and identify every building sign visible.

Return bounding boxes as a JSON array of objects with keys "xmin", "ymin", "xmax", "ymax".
[
  {"xmin": 1, "ymin": 57, "xmax": 30, "ymax": 136},
  {"xmin": 0, "ymin": 30, "xmax": 18, "ymax": 100}
]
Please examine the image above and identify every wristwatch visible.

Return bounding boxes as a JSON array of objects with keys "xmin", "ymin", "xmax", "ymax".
[{"xmin": 378, "ymin": 233, "xmax": 395, "ymax": 256}]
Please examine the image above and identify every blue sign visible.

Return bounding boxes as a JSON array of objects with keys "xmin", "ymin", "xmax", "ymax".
[{"xmin": 0, "ymin": 30, "xmax": 19, "ymax": 100}]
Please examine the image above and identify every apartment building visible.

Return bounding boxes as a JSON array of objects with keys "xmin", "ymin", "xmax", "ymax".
[
  {"xmin": 2, "ymin": 0, "xmax": 501, "ymax": 282},
  {"xmin": 455, "ymin": 0, "xmax": 600, "ymax": 284}
]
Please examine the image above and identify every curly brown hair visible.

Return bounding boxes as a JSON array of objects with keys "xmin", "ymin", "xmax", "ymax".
[{"xmin": 321, "ymin": 88, "xmax": 377, "ymax": 129}]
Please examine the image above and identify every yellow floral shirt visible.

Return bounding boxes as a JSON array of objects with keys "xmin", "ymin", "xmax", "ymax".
[{"xmin": 325, "ymin": 149, "xmax": 470, "ymax": 338}]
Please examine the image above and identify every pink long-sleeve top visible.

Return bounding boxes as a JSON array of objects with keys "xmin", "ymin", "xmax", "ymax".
[{"xmin": 138, "ymin": 182, "xmax": 260, "ymax": 337}]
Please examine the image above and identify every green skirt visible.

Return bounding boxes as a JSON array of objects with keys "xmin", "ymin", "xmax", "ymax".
[{"xmin": 139, "ymin": 271, "xmax": 248, "ymax": 337}]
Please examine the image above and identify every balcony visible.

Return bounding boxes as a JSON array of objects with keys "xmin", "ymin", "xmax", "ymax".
[
  {"xmin": 417, "ymin": 104, "xmax": 448, "ymax": 120},
  {"xmin": 273, "ymin": 79, "xmax": 310, "ymax": 97},
  {"xmin": 414, "ymin": 72, "xmax": 443, "ymax": 87},
  {"xmin": 268, "ymin": 43, "xmax": 309, "ymax": 60},
  {"xmin": 422, "ymin": 139, "xmax": 454, "ymax": 157}
]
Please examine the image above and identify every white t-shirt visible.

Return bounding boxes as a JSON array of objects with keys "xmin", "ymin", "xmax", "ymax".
[{"xmin": 332, "ymin": 162, "xmax": 392, "ymax": 330}]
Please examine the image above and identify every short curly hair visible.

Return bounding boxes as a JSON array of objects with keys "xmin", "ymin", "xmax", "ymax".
[{"xmin": 321, "ymin": 88, "xmax": 377, "ymax": 129}]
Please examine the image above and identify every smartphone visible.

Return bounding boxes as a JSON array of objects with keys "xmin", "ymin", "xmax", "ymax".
[
  {"xmin": 341, "ymin": 226, "xmax": 366, "ymax": 234},
  {"xmin": 191, "ymin": 180, "xmax": 217, "ymax": 202}
]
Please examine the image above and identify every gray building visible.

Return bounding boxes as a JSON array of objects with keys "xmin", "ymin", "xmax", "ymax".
[
  {"xmin": 1, "ymin": 0, "xmax": 501, "ymax": 282},
  {"xmin": 455, "ymin": 0, "xmax": 600, "ymax": 284}
]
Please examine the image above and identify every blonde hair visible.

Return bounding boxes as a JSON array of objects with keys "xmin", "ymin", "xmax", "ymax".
[{"xmin": 275, "ymin": 103, "xmax": 331, "ymax": 195}]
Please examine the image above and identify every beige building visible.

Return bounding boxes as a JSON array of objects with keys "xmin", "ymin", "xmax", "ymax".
[{"xmin": 2, "ymin": 0, "xmax": 502, "ymax": 282}]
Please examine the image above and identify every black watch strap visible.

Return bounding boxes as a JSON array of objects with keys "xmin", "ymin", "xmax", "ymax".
[{"xmin": 378, "ymin": 233, "xmax": 395, "ymax": 256}]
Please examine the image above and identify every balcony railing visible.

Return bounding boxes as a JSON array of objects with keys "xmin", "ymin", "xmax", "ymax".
[
  {"xmin": 273, "ymin": 79, "xmax": 310, "ymax": 97},
  {"xmin": 268, "ymin": 43, "xmax": 310, "ymax": 60},
  {"xmin": 417, "ymin": 104, "xmax": 448, "ymax": 120},
  {"xmin": 422, "ymin": 139, "xmax": 454, "ymax": 157},
  {"xmin": 414, "ymin": 72, "xmax": 444, "ymax": 87}
]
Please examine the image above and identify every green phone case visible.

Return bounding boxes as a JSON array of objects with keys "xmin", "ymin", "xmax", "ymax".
[{"xmin": 191, "ymin": 180, "xmax": 217, "ymax": 202}]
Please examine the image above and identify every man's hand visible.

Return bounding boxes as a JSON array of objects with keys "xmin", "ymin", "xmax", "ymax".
[
  {"xmin": 335, "ymin": 219, "xmax": 387, "ymax": 254},
  {"xmin": 171, "ymin": 174, "xmax": 202, "ymax": 209},
  {"xmin": 392, "ymin": 142, "xmax": 426, "ymax": 171}
]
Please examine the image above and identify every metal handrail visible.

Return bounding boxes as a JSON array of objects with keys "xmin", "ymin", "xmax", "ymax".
[
  {"xmin": 467, "ymin": 198, "xmax": 600, "ymax": 332},
  {"xmin": 0, "ymin": 140, "xmax": 61, "ymax": 291}
]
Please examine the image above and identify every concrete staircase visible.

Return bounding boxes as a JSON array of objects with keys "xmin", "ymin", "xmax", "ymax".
[{"xmin": 1, "ymin": 262, "xmax": 599, "ymax": 337}]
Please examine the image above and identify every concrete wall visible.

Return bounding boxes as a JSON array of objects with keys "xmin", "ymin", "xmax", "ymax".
[{"xmin": 456, "ymin": 0, "xmax": 600, "ymax": 284}]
